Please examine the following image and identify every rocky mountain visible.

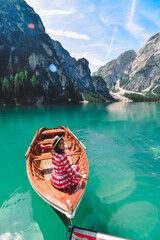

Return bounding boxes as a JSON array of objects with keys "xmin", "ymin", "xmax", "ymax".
[
  {"xmin": 0, "ymin": 0, "xmax": 113, "ymax": 104},
  {"xmin": 93, "ymin": 33, "xmax": 160, "ymax": 101},
  {"xmin": 122, "ymin": 33, "xmax": 160, "ymax": 92},
  {"xmin": 51, "ymin": 40, "xmax": 113, "ymax": 101},
  {"xmin": 93, "ymin": 50, "xmax": 137, "ymax": 87}
]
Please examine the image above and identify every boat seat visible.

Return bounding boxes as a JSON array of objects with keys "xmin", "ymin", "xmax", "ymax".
[
  {"xmin": 31, "ymin": 151, "xmax": 81, "ymax": 161},
  {"xmin": 42, "ymin": 129, "xmax": 65, "ymax": 135},
  {"xmin": 30, "ymin": 152, "xmax": 51, "ymax": 161},
  {"xmin": 38, "ymin": 139, "xmax": 73, "ymax": 146},
  {"xmin": 38, "ymin": 139, "xmax": 53, "ymax": 145}
]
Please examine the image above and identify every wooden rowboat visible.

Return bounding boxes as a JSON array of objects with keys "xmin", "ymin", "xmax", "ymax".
[{"xmin": 25, "ymin": 126, "xmax": 89, "ymax": 219}]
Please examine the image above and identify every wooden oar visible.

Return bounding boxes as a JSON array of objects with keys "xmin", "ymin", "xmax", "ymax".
[
  {"xmin": 68, "ymin": 128, "xmax": 87, "ymax": 150},
  {"xmin": 25, "ymin": 130, "xmax": 39, "ymax": 157}
]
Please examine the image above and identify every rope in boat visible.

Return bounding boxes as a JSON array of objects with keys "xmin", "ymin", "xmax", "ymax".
[{"xmin": 65, "ymin": 220, "xmax": 72, "ymax": 240}]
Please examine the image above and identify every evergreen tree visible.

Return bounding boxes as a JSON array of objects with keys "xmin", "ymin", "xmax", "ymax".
[
  {"xmin": 30, "ymin": 75, "xmax": 40, "ymax": 97},
  {"xmin": 14, "ymin": 73, "xmax": 20, "ymax": 97},
  {"xmin": 0, "ymin": 71, "xmax": 43, "ymax": 103},
  {"xmin": 24, "ymin": 70, "xmax": 28, "ymax": 84},
  {"xmin": 9, "ymin": 75, "xmax": 14, "ymax": 91},
  {"xmin": 9, "ymin": 75, "xmax": 13, "ymax": 82},
  {"xmin": 2, "ymin": 77, "xmax": 13, "ymax": 102},
  {"xmin": 19, "ymin": 72, "xmax": 25, "ymax": 83},
  {"xmin": 14, "ymin": 73, "xmax": 25, "ymax": 99},
  {"xmin": 30, "ymin": 75, "xmax": 38, "ymax": 88}
]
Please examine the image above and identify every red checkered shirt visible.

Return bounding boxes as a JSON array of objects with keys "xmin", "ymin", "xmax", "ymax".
[{"xmin": 50, "ymin": 150, "xmax": 80, "ymax": 189}]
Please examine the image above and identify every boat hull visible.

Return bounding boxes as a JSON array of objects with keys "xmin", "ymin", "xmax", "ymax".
[
  {"xmin": 69, "ymin": 226, "xmax": 131, "ymax": 240},
  {"xmin": 25, "ymin": 126, "xmax": 89, "ymax": 219}
]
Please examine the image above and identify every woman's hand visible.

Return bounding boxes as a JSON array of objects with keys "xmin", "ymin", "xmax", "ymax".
[
  {"xmin": 79, "ymin": 173, "xmax": 88, "ymax": 180},
  {"xmin": 82, "ymin": 174, "xmax": 88, "ymax": 180}
]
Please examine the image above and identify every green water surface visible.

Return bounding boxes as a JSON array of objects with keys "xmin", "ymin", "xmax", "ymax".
[{"xmin": 0, "ymin": 102, "xmax": 160, "ymax": 240}]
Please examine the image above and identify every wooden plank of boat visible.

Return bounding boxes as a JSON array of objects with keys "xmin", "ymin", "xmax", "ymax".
[
  {"xmin": 38, "ymin": 138, "xmax": 73, "ymax": 145},
  {"xmin": 41, "ymin": 129, "xmax": 65, "ymax": 135},
  {"xmin": 30, "ymin": 151, "xmax": 81, "ymax": 162},
  {"xmin": 25, "ymin": 126, "xmax": 89, "ymax": 219},
  {"xmin": 69, "ymin": 226, "xmax": 131, "ymax": 240}
]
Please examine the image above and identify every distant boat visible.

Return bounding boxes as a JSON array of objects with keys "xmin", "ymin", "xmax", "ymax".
[
  {"xmin": 25, "ymin": 126, "xmax": 89, "ymax": 219},
  {"xmin": 69, "ymin": 226, "xmax": 131, "ymax": 240}
]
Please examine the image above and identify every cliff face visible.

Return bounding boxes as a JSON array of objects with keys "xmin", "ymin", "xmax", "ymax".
[
  {"xmin": 0, "ymin": 0, "xmax": 45, "ymax": 35},
  {"xmin": 93, "ymin": 32, "xmax": 160, "ymax": 101},
  {"xmin": 93, "ymin": 50, "xmax": 137, "ymax": 87},
  {"xmin": 51, "ymin": 40, "xmax": 94, "ymax": 92},
  {"xmin": 0, "ymin": 0, "xmax": 113, "ymax": 103},
  {"xmin": 123, "ymin": 33, "xmax": 160, "ymax": 91}
]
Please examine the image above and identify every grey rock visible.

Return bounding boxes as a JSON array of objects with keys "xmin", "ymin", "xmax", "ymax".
[
  {"xmin": 92, "ymin": 76, "xmax": 114, "ymax": 101},
  {"xmin": 0, "ymin": 0, "xmax": 113, "ymax": 103},
  {"xmin": 93, "ymin": 32, "xmax": 160, "ymax": 95},
  {"xmin": 124, "ymin": 32, "xmax": 160, "ymax": 91},
  {"xmin": 93, "ymin": 50, "xmax": 137, "ymax": 87}
]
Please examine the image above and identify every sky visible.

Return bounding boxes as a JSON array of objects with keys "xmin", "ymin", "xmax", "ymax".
[{"xmin": 25, "ymin": 0, "xmax": 160, "ymax": 73}]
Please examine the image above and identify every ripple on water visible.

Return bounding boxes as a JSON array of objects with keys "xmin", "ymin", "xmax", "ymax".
[
  {"xmin": 94, "ymin": 159, "xmax": 136, "ymax": 203},
  {"xmin": 0, "ymin": 188, "xmax": 43, "ymax": 240},
  {"xmin": 107, "ymin": 201, "xmax": 158, "ymax": 239},
  {"xmin": 150, "ymin": 146, "xmax": 160, "ymax": 160},
  {"xmin": 101, "ymin": 181, "xmax": 137, "ymax": 204}
]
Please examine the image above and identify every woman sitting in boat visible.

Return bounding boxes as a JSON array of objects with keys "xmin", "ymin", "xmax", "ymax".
[{"xmin": 50, "ymin": 135, "xmax": 88, "ymax": 189}]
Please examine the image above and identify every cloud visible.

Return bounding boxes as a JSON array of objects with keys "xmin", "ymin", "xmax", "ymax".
[
  {"xmin": 127, "ymin": 21, "xmax": 143, "ymax": 37},
  {"xmin": 76, "ymin": 52, "xmax": 106, "ymax": 68},
  {"xmin": 127, "ymin": 21, "xmax": 151, "ymax": 40},
  {"xmin": 88, "ymin": 4, "xmax": 95, "ymax": 12},
  {"xmin": 127, "ymin": 0, "xmax": 142, "ymax": 38},
  {"xmin": 99, "ymin": 14, "xmax": 109, "ymax": 26},
  {"xmin": 26, "ymin": 0, "xmax": 74, "ymax": 9},
  {"xmin": 89, "ymin": 57, "xmax": 107, "ymax": 73},
  {"xmin": 47, "ymin": 29, "xmax": 90, "ymax": 40},
  {"xmin": 126, "ymin": 0, "xmax": 150, "ymax": 40},
  {"xmin": 140, "ymin": 9, "xmax": 160, "ymax": 28},
  {"xmin": 82, "ymin": 41, "xmax": 108, "ymax": 49},
  {"xmin": 107, "ymin": 26, "xmax": 117, "ymax": 58},
  {"xmin": 89, "ymin": 57, "xmax": 106, "ymax": 67},
  {"xmin": 38, "ymin": 9, "xmax": 75, "ymax": 16},
  {"xmin": 130, "ymin": 0, "xmax": 136, "ymax": 21},
  {"xmin": 26, "ymin": 0, "xmax": 43, "ymax": 8},
  {"xmin": 99, "ymin": 3, "xmax": 126, "ymax": 28},
  {"xmin": 127, "ymin": 0, "xmax": 138, "ymax": 37}
]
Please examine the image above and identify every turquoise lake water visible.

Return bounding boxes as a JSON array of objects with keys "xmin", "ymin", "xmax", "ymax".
[{"xmin": 0, "ymin": 102, "xmax": 160, "ymax": 240}]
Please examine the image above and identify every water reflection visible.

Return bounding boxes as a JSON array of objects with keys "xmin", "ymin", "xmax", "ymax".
[
  {"xmin": 90, "ymin": 156, "xmax": 136, "ymax": 204},
  {"xmin": 106, "ymin": 102, "xmax": 158, "ymax": 122},
  {"xmin": 1, "ymin": 102, "xmax": 160, "ymax": 130},
  {"xmin": 108, "ymin": 201, "xmax": 158, "ymax": 240},
  {"xmin": 0, "ymin": 187, "xmax": 43, "ymax": 240}
]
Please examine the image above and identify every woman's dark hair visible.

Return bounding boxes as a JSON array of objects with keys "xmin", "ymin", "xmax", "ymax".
[{"xmin": 54, "ymin": 139, "xmax": 64, "ymax": 154}]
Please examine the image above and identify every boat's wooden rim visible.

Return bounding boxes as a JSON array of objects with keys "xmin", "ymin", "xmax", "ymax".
[
  {"xmin": 28, "ymin": 178, "xmax": 86, "ymax": 219},
  {"xmin": 26, "ymin": 126, "xmax": 89, "ymax": 219}
]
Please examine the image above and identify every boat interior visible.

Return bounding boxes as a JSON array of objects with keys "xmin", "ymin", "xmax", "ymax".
[{"xmin": 26, "ymin": 127, "xmax": 88, "ymax": 206}]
